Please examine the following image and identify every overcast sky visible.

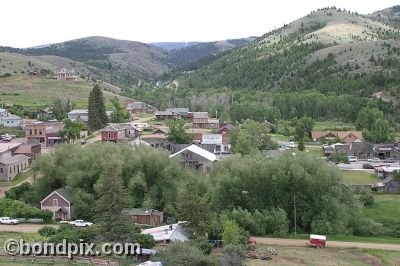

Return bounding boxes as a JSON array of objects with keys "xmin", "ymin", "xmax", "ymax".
[{"xmin": 1, "ymin": 0, "xmax": 398, "ymax": 48}]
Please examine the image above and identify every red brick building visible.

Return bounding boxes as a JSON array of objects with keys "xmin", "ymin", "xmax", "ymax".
[{"xmin": 100, "ymin": 124, "xmax": 138, "ymax": 143}]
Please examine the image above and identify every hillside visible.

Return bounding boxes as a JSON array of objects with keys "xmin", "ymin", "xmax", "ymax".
[
  {"xmin": 177, "ymin": 7, "xmax": 400, "ymax": 97},
  {"xmin": 370, "ymin": 5, "xmax": 400, "ymax": 27},
  {"xmin": 151, "ymin": 42, "xmax": 199, "ymax": 51},
  {"xmin": 24, "ymin": 36, "xmax": 173, "ymax": 86},
  {"xmin": 0, "ymin": 75, "xmax": 130, "ymax": 110},
  {"xmin": 168, "ymin": 37, "xmax": 256, "ymax": 66}
]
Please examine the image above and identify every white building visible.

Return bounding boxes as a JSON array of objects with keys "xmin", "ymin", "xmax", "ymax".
[
  {"xmin": 68, "ymin": 110, "xmax": 113, "ymax": 122},
  {"xmin": 0, "ymin": 109, "xmax": 22, "ymax": 128},
  {"xmin": 202, "ymin": 134, "xmax": 231, "ymax": 153}
]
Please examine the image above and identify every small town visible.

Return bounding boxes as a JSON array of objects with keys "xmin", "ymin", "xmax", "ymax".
[{"xmin": 0, "ymin": 1, "xmax": 400, "ymax": 265}]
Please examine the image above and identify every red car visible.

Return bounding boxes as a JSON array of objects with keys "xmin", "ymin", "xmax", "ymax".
[{"xmin": 309, "ymin": 234, "xmax": 326, "ymax": 248}]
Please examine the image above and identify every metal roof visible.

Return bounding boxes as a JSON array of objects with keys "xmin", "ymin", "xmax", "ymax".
[{"xmin": 169, "ymin": 144, "xmax": 217, "ymax": 161}]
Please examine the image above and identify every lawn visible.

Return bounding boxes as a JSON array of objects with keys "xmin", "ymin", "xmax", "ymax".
[
  {"xmin": 363, "ymin": 194, "xmax": 400, "ymax": 228},
  {"xmin": 0, "ymin": 76, "xmax": 130, "ymax": 110},
  {"xmin": 244, "ymin": 245, "xmax": 399, "ymax": 265},
  {"xmin": 341, "ymin": 170, "xmax": 378, "ymax": 185}
]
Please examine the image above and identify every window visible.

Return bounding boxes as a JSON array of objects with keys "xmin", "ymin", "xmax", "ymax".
[
  {"xmin": 0, "ymin": 168, "xmax": 3, "ymax": 173},
  {"xmin": 53, "ymin": 199, "xmax": 58, "ymax": 207}
]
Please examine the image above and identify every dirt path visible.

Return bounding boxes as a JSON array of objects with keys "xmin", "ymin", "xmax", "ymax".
[
  {"xmin": 0, "ymin": 224, "xmax": 58, "ymax": 233},
  {"xmin": 253, "ymin": 237, "xmax": 400, "ymax": 251}
]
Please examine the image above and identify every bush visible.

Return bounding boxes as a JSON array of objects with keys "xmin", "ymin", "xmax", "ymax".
[
  {"xmin": 0, "ymin": 198, "xmax": 52, "ymax": 223},
  {"xmin": 220, "ymin": 244, "xmax": 245, "ymax": 266},
  {"xmin": 159, "ymin": 242, "xmax": 217, "ymax": 266},
  {"xmin": 38, "ymin": 226, "xmax": 57, "ymax": 237},
  {"xmin": 360, "ymin": 190, "xmax": 374, "ymax": 206},
  {"xmin": 134, "ymin": 233, "xmax": 156, "ymax": 249}
]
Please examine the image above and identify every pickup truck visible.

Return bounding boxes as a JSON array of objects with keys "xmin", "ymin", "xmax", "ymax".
[{"xmin": 0, "ymin": 217, "xmax": 19, "ymax": 225}]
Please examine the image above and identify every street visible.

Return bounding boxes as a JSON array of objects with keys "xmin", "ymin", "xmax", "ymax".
[{"xmin": 337, "ymin": 161, "xmax": 400, "ymax": 170}]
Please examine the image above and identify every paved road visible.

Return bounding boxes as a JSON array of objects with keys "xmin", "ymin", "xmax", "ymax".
[
  {"xmin": 0, "ymin": 224, "xmax": 58, "ymax": 233},
  {"xmin": 253, "ymin": 237, "xmax": 400, "ymax": 251},
  {"xmin": 337, "ymin": 161, "xmax": 400, "ymax": 170}
]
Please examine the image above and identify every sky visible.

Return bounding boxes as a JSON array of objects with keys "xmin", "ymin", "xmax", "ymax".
[{"xmin": 1, "ymin": 0, "xmax": 399, "ymax": 48}]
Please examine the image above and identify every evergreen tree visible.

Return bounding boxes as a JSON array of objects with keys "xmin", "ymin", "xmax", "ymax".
[
  {"xmin": 88, "ymin": 85, "xmax": 108, "ymax": 131},
  {"xmin": 95, "ymin": 170, "xmax": 133, "ymax": 241}
]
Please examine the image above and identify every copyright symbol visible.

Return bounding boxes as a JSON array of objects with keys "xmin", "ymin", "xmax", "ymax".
[{"xmin": 4, "ymin": 239, "xmax": 19, "ymax": 255}]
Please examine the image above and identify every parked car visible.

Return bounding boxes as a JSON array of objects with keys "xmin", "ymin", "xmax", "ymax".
[
  {"xmin": 69, "ymin": 220, "xmax": 93, "ymax": 227},
  {"xmin": 287, "ymin": 142, "xmax": 296, "ymax": 148},
  {"xmin": 383, "ymin": 158, "xmax": 395, "ymax": 163},
  {"xmin": 0, "ymin": 217, "xmax": 19, "ymax": 225},
  {"xmin": 348, "ymin": 156, "xmax": 358, "ymax": 162},
  {"xmin": 362, "ymin": 163, "xmax": 375, "ymax": 169},
  {"xmin": 368, "ymin": 158, "xmax": 381, "ymax": 163}
]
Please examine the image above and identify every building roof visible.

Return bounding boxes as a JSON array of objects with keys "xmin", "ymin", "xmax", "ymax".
[
  {"xmin": 141, "ymin": 222, "xmax": 189, "ymax": 242},
  {"xmin": 192, "ymin": 112, "xmax": 209, "ymax": 118},
  {"xmin": 0, "ymin": 143, "xmax": 23, "ymax": 153},
  {"xmin": 68, "ymin": 109, "xmax": 88, "ymax": 115},
  {"xmin": 14, "ymin": 143, "xmax": 40, "ymax": 154},
  {"xmin": 166, "ymin": 108, "xmax": 189, "ymax": 115},
  {"xmin": 39, "ymin": 108, "xmax": 53, "ymax": 114},
  {"xmin": 122, "ymin": 208, "xmax": 162, "ymax": 216},
  {"xmin": 140, "ymin": 134, "xmax": 166, "ymax": 140},
  {"xmin": 0, "ymin": 154, "xmax": 29, "ymax": 165},
  {"xmin": 311, "ymin": 131, "xmax": 363, "ymax": 141},
  {"xmin": 218, "ymin": 123, "xmax": 235, "ymax": 132},
  {"xmin": 169, "ymin": 144, "xmax": 217, "ymax": 161},
  {"xmin": 155, "ymin": 111, "xmax": 173, "ymax": 116},
  {"xmin": 40, "ymin": 186, "xmax": 73, "ymax": 204},
  {"xmin": 2, "ymin": 114, "xmax": 22, "ymax": 120},
  {"xmin": 101, "ymin": 123, "xmax": 136, "ymax": 132}
]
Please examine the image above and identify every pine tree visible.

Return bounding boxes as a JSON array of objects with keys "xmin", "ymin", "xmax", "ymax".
[
  {"xmin": 95, "ymin": 171, "xmax": 133, "ymax": 241},
  {"xmin": 88, "ymin": 85, "xmax": 108, "ymax": 131}
]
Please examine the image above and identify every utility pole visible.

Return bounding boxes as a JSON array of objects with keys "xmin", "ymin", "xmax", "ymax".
[{"xmin": 293, "ymin": 194, "xmax": 297, "ymax": 237}]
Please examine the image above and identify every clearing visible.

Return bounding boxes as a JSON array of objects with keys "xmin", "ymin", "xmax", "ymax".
[{"xmin": 341, "ymin": 170, "xmax": 378, "ymax": 185}]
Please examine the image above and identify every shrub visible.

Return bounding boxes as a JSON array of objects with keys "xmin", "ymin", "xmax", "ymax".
[
  {"xmin": 160, "ymin": 242, "xmax": 216, "ymax": 266},
  {"xmin": 38, "ymin": 226, "xmax": 57, "ymax": 237},
  {"xmin": 134, "ymin": 233, "xmax": 155, "ymax": 249},
  {"xmin": 220, "ymin": 244, "xmax": 245, "ymax": 266},
  {"xmin": 360, "ymin": 190, "xmax": 374, "ymax": 206}
]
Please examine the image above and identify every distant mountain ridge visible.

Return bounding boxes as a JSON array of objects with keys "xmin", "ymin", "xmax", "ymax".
[
  {"xmin": 370, "ymin": 5, "xmax": 400, "ymax": 27},
  {"xmin": 151, "ymin": 42, "xmax": 200, "ymax": 51}
]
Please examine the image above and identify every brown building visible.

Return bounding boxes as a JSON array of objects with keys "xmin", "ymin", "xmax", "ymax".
[
  {"xmin": 122, "ymin": 208, "xmax": 164, "ymax": 226},
  {"xmin": 192, "ymin": 117, "xmax": 219, "ymax": 129},
  {"xmin": 41, "ymin": 187, "xmax": 73, "ymax": 221},
  {"xmin": 155, "ymin": 111, "xmax": 181, "ymax": 120},
  {"xmin": 36, "ymin": 108, "xmax": 54, "ymax": 120},
  {"xmin": 25, "ymin": 122, "xmax": 64, "ymax": 147},
  {"xmin": 14, "ymin": 143, "xmax": 41, "ymax": 163}
]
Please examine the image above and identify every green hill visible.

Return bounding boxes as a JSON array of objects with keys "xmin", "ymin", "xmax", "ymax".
[
  {"xmin": 177, "ymin": 7, "xmax": 400, "ymax": 98},
  {"xmin": 24, "ymin": 36, "xmax": 173, "ymax": 87},
  {"xmin": 370, "ymin": 5, "xmax": 400, "ymax": 27}
]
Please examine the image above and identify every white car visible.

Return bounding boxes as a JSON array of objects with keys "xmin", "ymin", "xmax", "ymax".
[
  {"xmin": 287, "ymin": 142, "xmax": 296, "ymax": 148},
  {"xmin": 69, "ymin": 220, "xmax": 93, "ymax": 227},
  {"xmin": 368, "ymin": 158, "xmax": 381, "ymax": 163},
  {"xmin": 0, "ymin": 217, "xmax": 19, "ymax": 225}
]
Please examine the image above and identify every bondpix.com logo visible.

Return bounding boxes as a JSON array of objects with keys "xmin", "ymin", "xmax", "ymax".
[{"xmin": 4, "ymin": 239, "xmax": 141, "ymax": 258}]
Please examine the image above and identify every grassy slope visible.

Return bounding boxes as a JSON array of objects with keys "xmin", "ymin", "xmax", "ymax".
[
  {"xmin": 363, "ymin": 194, "xmax": 400, "ymax": 227},
  {"xmin": 341, "ymin": 170, "xmax": 378, "ymax": 185},
  {"xmin": 0, "ymin": 76, "xmax": 130, "ymax": 109}
]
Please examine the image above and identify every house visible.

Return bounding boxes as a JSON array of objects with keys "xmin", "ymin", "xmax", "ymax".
[
  {"xmin": 41, "ymin": 187, "xmax": 73, "ymax": 221},
  {"xmin": 373, "ymin": 144, "xmax": 400, "ymax": 160},
  {"xmin": 166, "ymin": 108, "xmax": 189, "ymax": 118},
  {"xmin": 0, "ymin": 114, "xmax": 22, "ymax": 128},
  {"xmin": 0, "ymin": 154, "xmax": 29, "ymax": 181},
  {"xmin": 140, "ymin": 134, "xmax": 167, "ymax": 148},
  {"xmin": 100, "ymin": 124, "xmax": 138, "ymax": 143},
  {"xmin": 0, "ymin": 143, "xmax": 23, "ymax": 160},
  {"xmin": 169, "ymin": 144, "xmax": 217, "ymax": 173},
  {"xmin": 36, "ymin": 108, "xmax": 54, "ymax": 120},
  {"xmin": 192, "ymin": 115, "xmax": 219, "ymax": 129},
  {"xmin": 126, "ymin": 101, "xmax": 147, "ymax": 114},
  {"xmin": 311, "ymin": 131, "xmax": 363, "ymax": 144},
  {"xmin": 122, "ymin": 208, "xmax": 164, "ymax": 226},
  {"xmin": 68, "ymin": 109, "xmax": 113, "ymax": 123},
  {"xmin": 25, "ymin": 122, "xmax": 64, "ymax": 148},
  {"xmin": 217, "ymin": 123, "xmax": 236, "ymax": 135},
  {"xmin": 201, "ymin": 134, "xmax": 231, "ymax": 153},
  {"xmin": 68, "ymin": 110, "xmax": 89, "ymax": 122},
  {"xmin": 155, "ymin": 111, "xmax": 181, "ymax": 120},
  {"xmin": 141, "ymin": 222, "xmax": 189, "ymax": 243},
  {"xmin": 14, "ymin": 143, "xmax": 41, "ymax": 163},
  {"xmin": 372, "ymin": 176, "xmax": 400, "ymax": 193},
  {"xmin": 187, "ymin": 112, "xmax": 209, "ymax": 120},
  {"xmin": 54, "ymin": 68, "xmax": 78, "ymax": 81},
  {"xmin": 349, "ymin": 142, "xmax": 374, "ymax": 159}
]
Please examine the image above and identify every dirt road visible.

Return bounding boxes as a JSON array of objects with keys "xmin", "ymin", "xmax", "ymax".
[
  {"xmin": 253, "ymin": 237, "xmax": 400, "ymax": 251},
  {"xmin": 0, "ymin": 224, "xmax": 58, "ymax": 233}
]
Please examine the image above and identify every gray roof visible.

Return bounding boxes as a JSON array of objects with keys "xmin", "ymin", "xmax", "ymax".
[
  {"xmin": 54, "ymin": 186, "xmax": 73, "ymax": 203},
  {"xmin": 0, "ymin": 154, "xmax": 29, "ymax": 165}
]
